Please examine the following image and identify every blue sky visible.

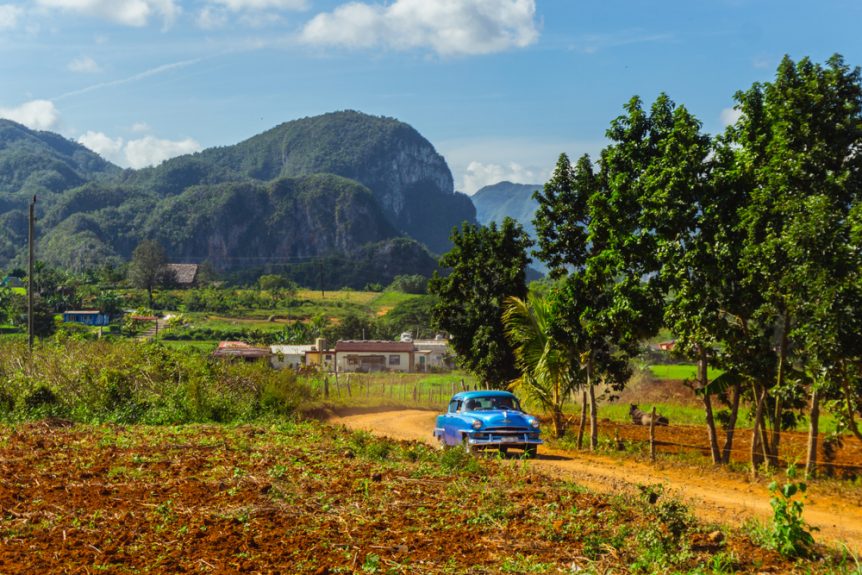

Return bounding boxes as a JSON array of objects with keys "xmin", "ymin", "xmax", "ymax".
[{"xmin": 1, "ymin": 0, "xmax": 860, "ymax": 194}]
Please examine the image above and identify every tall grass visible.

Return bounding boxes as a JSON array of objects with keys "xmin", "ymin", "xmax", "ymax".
[{"xmin": 0, "ymin": 340, "xmax": 314, "ymax": 424}]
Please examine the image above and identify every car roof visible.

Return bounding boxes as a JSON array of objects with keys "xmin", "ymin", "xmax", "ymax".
[{"xmin": 450, "ymin": 390, "xmax": 517, "ymax": 401}]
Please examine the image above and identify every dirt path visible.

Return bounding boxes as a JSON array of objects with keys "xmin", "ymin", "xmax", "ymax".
[{"xmin": 329, "ymin": 409, "xmax": 862, "ymax": 553}]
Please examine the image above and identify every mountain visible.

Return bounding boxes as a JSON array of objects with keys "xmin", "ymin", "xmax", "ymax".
[
  {"xmin": 0, "ymin": 112, "xmax": 469, "ymax": 285},
  {"xmin": 471, "ymin": 181, "xmax": 547, "ymax": 276},
  {"xmin": 471, "ymin": 181, "xmax": 541, "ymax": 236},
  {"xmin": 122, "ymin": 111, "xmax": 476, "ymax": 253}
]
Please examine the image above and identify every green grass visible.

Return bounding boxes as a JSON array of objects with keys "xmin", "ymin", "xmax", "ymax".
[
  {"xmin": 369, "ymin": 291, "xmax": 421, "ymax": 311},
  {"xmin": 648, "ymin": 364, "xmax": 725, "ymax": 380}
]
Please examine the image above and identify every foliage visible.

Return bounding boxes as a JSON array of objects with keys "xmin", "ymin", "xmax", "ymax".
[
  {"xmin": 429, "ymin": 218, "xmax": 532, "ymax": 387},
  {"xmin": 0, "ymin": 111, "xmax": 472, "ymax": 274},
  {"xmin": 127, "ymin": 240, "xmax": 168, "ymax": 309},
  {"xmin": 768, "ymin": 465, "xmax": 816, "ymax": 557},
  {"xmin": 0, "ymin": 340, "xmax": 315, "ymax": 424},
  {"xmin": 386, "ymin": 274, "xmax": 428, "ymax": 294},
  {"xmin": 503, "ymin": 293, "xmax": 575, "ymax": 437}
]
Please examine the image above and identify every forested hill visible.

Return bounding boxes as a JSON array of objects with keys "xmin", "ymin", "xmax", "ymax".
[
  {"xmin": 0, "ymin": 112, "xmax": 468, "ymax": 285},
  {"xmin": 121, "ymin": 111, "xmax": 476, "ymax": 253},
  {"xmin": 471, "ymin": 181, "xmax": 541, "ymax": 238}
]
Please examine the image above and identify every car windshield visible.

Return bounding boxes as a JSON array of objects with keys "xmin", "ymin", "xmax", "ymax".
[{"xmin": 464, "ymin": 396, "xmax": 520, "ymax": 411}]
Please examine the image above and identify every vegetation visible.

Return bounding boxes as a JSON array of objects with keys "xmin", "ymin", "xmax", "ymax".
[
  {"xmin": 431, "ymin": 54, "xmax": 862, "ymax": 479},
  {"xmin": 3, "ymin": 420, "xmax": 845, "ymax": 574},
  {"xmin": 429, "ymin": 218, "xmax": 532, "ymax": 388},
  {"xmin": 0, "ymin": 111, "xmax": 473, "ymax": 278}
]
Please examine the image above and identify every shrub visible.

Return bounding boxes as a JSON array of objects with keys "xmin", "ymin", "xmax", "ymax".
[{"xmin": 768, "ymin": 465, "xmax": 816, "ymax": 557}]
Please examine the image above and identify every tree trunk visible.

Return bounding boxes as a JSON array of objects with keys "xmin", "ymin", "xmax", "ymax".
[
  {"xmin": 699, "ymin": 348, "xmax": 722, "ymax": 464},
  {"xmin": 721, "ymin": 383, "xmax": 741, "ymax": 464},
  {"xmin": 751, "ymin": 383, "xmax": 767, "ymax": 476},
  {"xmin": 147, "ymin": 286, "xmax": 153, "ymax": 309},
  {"xmin": 576, "ymin": 389, "xmax": 587, "ymax": 450},
  {"xmin": 552, "ymin": 408, "xmax": 563, "ymax": 439},
  {"xmin": 771, "ymin": 310, "xmax": 791, "ymax": 467},
  {"xmin": 588, "ymin": 359, "xmax": 598, "ymax": 451},
  {"xmin": 806, "ymin": 386, "xmax": 820, "ymax": 478}
]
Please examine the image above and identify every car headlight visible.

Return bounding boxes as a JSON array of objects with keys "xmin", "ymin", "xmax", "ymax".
[
  {"xmin": 471, "ymin": 419, "xmax": 483, "ymax": 430},
  {"xmin": 529, "ymin": 418, "xmax": 540, "ymax": 428}
]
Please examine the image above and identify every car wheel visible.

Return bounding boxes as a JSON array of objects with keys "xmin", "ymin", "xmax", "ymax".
[{"xmin": 524, "ymin": 445, "xmax": 538, "ymax": 459}]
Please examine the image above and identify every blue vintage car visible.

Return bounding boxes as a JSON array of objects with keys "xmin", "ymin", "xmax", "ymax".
[{"xmin": 433, "ymin": 390, "xmax": 542, "ymax": 457}]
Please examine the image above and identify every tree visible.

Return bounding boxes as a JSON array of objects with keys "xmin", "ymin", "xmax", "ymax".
[
  {"xmin": 429, "ymin": 218, "xmax": 532, "ymax": 387},
  {"xmin": 729, "ymin": 54, "xmax": 862, "ymax": 472},
  {"xmin": 127, "ymin": 240, "xmax": 167, "ymax": 309},
  {"xmin": 503, "ymin": 292, "xmax": 576, "ymax": 438}
]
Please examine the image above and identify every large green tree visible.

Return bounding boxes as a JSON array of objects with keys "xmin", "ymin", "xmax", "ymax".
[
  {"xmin": 127, "ymin": 240, "xmax": 168, "ymax": 309},
  {"xmin": 429, "ymin": 218, "xmax": 531, "ymax": 387},
  {"xmin": 729, "ymin": 54, "xmax": 862, "ymax": 472}
]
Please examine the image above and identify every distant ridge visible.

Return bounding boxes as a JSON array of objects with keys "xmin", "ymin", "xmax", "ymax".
[{"xmin": 0, "ymin": 112, "xmax": 469, "ymax": 286}]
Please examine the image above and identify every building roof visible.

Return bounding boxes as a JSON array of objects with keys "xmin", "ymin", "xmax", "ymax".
[
  {"xmin": 165, "ymin": 263, "xmax": 198, "ymax": 285},
  {"xmin": 271, "ymin": 345, "xmax": 315, "ymax": 355},
  {"xmin": 63, "ymin": 310, "xmax": 104, "ymax": 315},
  {"xmin": 335, "ymin": 340, "xmax": 416, "ymax": 353},
  {"xmin": 213, "ymin": 341, "xmax": 271, "ymax": 358}
]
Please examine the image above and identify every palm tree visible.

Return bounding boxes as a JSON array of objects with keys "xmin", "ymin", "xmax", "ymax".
[{"xmin": 503, "ymin": 293, "xmax": 577, "ymax": 438}]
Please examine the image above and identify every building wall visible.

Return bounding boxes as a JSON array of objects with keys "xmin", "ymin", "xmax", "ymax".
[{"xmin": 336, "ymin": 351, "xmax": 413, "ymax": 373}]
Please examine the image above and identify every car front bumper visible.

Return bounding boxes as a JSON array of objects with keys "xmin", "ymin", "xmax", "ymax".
[{"xmin": 465, "ymin": 429, "xmax": 542, "ymax": 448}]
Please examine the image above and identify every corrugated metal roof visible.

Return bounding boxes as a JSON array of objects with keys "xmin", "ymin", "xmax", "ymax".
[
  {"xmin": 271, "ymin": 345, "xmax": 315, "ymax": 355},
  {"xmin": 213, "ymin": 341, "xmax": 271, "ymax": 358},
  {"xmin": 335, "ymin": 340, "xmax": 416, "ymax": 353},
  {"xmin": 165, "ymin": 263, "xmax": 198, "ymax": 285}
]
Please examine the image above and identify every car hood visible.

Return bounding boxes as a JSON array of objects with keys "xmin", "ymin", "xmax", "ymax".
[{"xmin": 469, "ymin": 410, "xmax": 535, "ymax": 428}]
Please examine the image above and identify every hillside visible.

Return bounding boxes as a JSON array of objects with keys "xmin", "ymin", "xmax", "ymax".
[
  {"xmin": 122, "ymin": 111, "xmax": 476, "ymax": 253},
  {"xmin": 472, "ymin": 180, "xmax": 541, "ymax": 237},
  {"xmin": 0, "ymin": 112, "xmax": 471, "ymax": 282},
  {"xmin": 471, "ymin": 181, "xmax": 547, "ymax": 275}
]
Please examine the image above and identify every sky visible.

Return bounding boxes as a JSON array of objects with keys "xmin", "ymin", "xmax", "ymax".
[{"xmin": 1, "ymin": 0, "xmax": 861, "ymax": 194}]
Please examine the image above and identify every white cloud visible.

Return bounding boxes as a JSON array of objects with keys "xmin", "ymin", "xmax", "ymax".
[
  {"xmin": 196, "ymin": 6, "xmax": 228, "ymax": 29},
  {"xmin": 0, "ymin": 99, "xmax": 60, "ymax": 130},
  {"xmin": 0, "ymin": 4, "xmax": 23, "ymax": 29},
  {"xmin": 210, "ymin": 0, "xmax": 307, "ymax": 10},
  {"xmin": 299, "ymin": 0, "xmax": 539, "ymax": 56},
  {"xmin": 77, "ymin": 130, "xmax": 125, "ymax": 163},
  {"xmin": 570, "ymin": 30, "xmax": 673, "ymax": 54},
  {"xmin": 131, "ymin": 122, "xmax": 150, "ymax": 133},
  {"xmin": 78, "ymin": 131, "xmax": 202, "ymax": 168},
  {"xmin": 439, "ymin": 136, "xmax": 604, "ymax": 195},
  {"xmin": 67, "ymin": 56, "xmax": 102, "ymax": 73},
  {"xmin": 720, "ymin": 107, "xmax": 742, "ymax": 127},
  {"xmin": 34, "ymin": 0, "xmax": 179, "ymax": 28}
]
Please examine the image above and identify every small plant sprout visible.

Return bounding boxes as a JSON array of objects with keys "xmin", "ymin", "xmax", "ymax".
[{"xmin": 768, "ymin": 464, "xmax": 817, "ymax": 557}]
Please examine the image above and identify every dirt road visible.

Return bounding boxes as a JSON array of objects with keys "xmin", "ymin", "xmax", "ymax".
[{"xmin": 329, "ymin": 408, "xmax": 862, "ymax": 553}]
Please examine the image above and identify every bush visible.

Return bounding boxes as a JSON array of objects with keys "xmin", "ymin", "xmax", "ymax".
[{"xmin": 0, "ymin": 340, "xmax": 315, "ymax": 425}]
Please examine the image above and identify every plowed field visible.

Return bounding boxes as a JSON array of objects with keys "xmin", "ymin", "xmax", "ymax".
[{"xmin": 0, "ymin": 418, "xmax": 825, "ymax": 574}]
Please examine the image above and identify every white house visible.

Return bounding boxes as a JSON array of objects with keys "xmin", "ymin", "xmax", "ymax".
[
  {"xmin": 413, "ymin": 337, "xmax": 454, "ymax": 371},
  {"xmin": 334, "ymin": 340, "xmax": 416, "ymax": 373},
  {"xmin": 270, "ymin": 345, "xmax": 314, "ymax": 369}
]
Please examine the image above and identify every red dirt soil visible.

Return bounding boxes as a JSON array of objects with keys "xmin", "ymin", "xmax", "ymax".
[{"xmin": 329, "ymin": 408, "xmax": 862, "ymax": 553}]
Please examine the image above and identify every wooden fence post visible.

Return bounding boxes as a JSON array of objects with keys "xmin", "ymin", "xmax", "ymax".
[
  {"xmin": 324, "ymin": 376, "xmax": 329, "ymax": 399},
  {"xmin": 649, "ymin": 406, "xmax": 657, "ymax": 463},
  {"xmin": 413, "ymin": 385, "xmax": 418, "ymax": 402},
  {"xmin": 346, "ymin": 374, "xmax": 352, "ymax": 397}
]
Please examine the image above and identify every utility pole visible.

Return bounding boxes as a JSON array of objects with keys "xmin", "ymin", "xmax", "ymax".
[{"xmin": 27, "ymin": 195, "xmax": 36, "ymax": 351}]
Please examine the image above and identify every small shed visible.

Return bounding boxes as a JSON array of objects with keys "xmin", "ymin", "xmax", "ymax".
[
  {"xmin": 164, "ymin": 264, "xmax": 198, "ymax": 287},
  {"xmin": 270, "ymin": 344, "xmax": 314, "ymax": 370},
  {"xmin": 1, "ymin": 276, "xmax": 24, "ymax": 288},
  {"xmin": 62, "ymin": 310, "xmax": 111, "ymax": 326}
]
